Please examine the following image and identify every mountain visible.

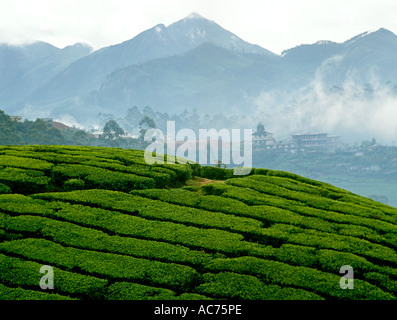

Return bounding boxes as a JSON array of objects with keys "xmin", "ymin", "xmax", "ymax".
[
  {"xmin": 0, "ymin": 41, "xmax": 92, "ymax": 105},
  {"xmin": 279, "ymin": 28, "xmax": 397, "ymax": 89},
  {"xmin": 93, "ymin": 43, "xmax": 281, "ymax": 116},
  {"xmin": 2, "ymin": 14, "xmax": 397, "ymax": 136},
  {"xmin": 25, "ymin": 12, "xmax": 276, "ymax": 106},
  {"xmin": 321, "ymin": 28, "xmax": 397, "ymax": 86},
  {"xmin": 82, "ymin": 27, "xmax": 397, "ymax": 122}
]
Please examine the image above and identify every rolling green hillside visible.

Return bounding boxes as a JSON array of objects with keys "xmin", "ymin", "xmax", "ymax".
[{"xmin": 0, "ymin": 145, "xmax": 396, "ymax": 300}]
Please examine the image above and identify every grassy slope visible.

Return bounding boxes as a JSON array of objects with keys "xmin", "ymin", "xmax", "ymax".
[{"xmin": 0, "ymin": 145, "xmax": 396, "ymax": 300}]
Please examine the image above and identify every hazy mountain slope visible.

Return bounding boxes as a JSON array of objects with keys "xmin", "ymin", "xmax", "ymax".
[
  {"xmin": 0, "ymin": 41, "xmax": 92, "ymax": 105},
  {"xmin": 280, "ymin": 28, "xmax": 397, "ymax": 89},
  {"xmin": 26, "ymin": 13, "xmax": 275, "ymax": 107},
  {"xmin": 94, "ymin": 43, "xmax": 281, "ymax": 115},
  {"xmin": 324, "ymin": 28, "xmax": 397, "ymax": 86},
  {"xmin": 3, "ymin": 14, "xmax": 397, "ymax": 132}
]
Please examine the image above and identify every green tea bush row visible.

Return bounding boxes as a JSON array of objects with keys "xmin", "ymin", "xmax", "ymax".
[
  {"xmin": 7, "ymin": 205, "xmax": 394, "ymax": 285},
  {"xmin": 250, "ymin": 175, "xmax": 328, "ymax": 196},
  {"xmin": 363, "ymin": 272, "xmax": 397, "ymax": 293},
  {"xmin": 202, "ymin": 182, "xmax": 305, "ymax": 209},
  {"xmin": 0, "ymin": 147, "xmax": 194, "ymax": 189},
  {"xmin": 0, "ymin": 283, "xmax": 75, "ymax": 300},
  {"xmin": 196, "ymin": 272, "xmax": 324, "ymax": 300},
  {"xmin": 0, "ymin": 183, "xmax": 11, "ymax": 195},
  {"xmin": 156, "ymin": 163, "xmax": 193, "ymax": 183},
  {"xmin": 0, "ymin": 155, "xmax": 53, "ymax": 172},
  {"xmin": 0, "ymin": 253, "xmax": 108, "ymax": 299},
  {"xmin": 7, "ymin": 193, "xmax": 395, "ymax": 274},
  {"xmin": 0, "ymin": 228, "xmax": 23, "ymax": 241},
  {"xmin": 17, "ymin": 195, "xmax": 260, "ymax": 255},
  {"xmin": 203, "ymin": 257, "xmax": 395, "ymax": 300},
  {"xmin": 209, "ymin": 183, "xmax": 397, "ymax": 237},
  {"xmin": 0, "ymin": 194, "xmax": 54, "ymax": 215},
  {"xmin": 78, "ymin": 160, "xmax": 172, "ymax": 188},
  {"xmin": 252, "ymin": 168, "xmax": 343, "ymax": 191},
  {"xmin": 267, "ymin": 243, "xmax": 396, "ymax": 281},
  {"xmin": 52, "ymin": 164, "xmax": 155, "ymax": 191},
  {"xmin": 337, "ymin": 193, "xmax": 397, "ymax": 217},
  {"xmin": 263, "ymin": 224, "xmax": 397, "ymax": 265},
  {"xmin": 0, "ymin": 238, "xmax": 199, "ymax": 291},
  {"xmin": 106, "ymin": 282, "xmax": 178, "ymax": 300},
  {"xmin": 31, "ymin": 190, "xmax": 397, "ymax": 266},
  {"xmin": 229, "ymin": 176, "xmax": 397, "ymax": 225},
  {"xmin": 199, "ymin": 166, "xmax": 234, "ymax": 180},
  {"xmin": 144, "ymin": 188, "xmax": 396, "ymax": 248},
  {"xmin": 0, "ymin": 212, "xmax": 213, "ymax": 267},
  {"xmin": 131, "ymin": 188, "xmax": 201, "ymax": 207},
  {"xmin": 34, "ymin": 189, "xmax": 264, "ymax": 235},
  {"xmin": 0, "ymin": 167, "xmax": 50, "ymax": 194},
  {"xmin": 131, "ymin": 189, "xmax": 339, "ymax": 234},
  {"xmin": 106, "ymin": 282, "xmax": 210, "ymax": 300},
  {"xmin": 289, "ymin": 205, "xmax": 397, "ymax": 239},
  {"xmin": 2, "ymin": 150, "xmax": 176, "ymax": 189}
]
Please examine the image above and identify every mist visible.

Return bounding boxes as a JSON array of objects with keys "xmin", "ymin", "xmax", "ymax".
[{"xmin": 254, "ymin": 55, "xmax": 397, "ymax": 145}]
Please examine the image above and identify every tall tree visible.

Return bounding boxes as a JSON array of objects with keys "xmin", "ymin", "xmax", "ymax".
[
  {"xmin": 102, "ymin": 120, "xmax": 124, "ymax": 140},
  {"xmin": 0, "ymin": 110, "xmax": 21, "ymax": 145},
  {"xmin": 139, "ymin": 116, "xmax": 156, "ymax": 141}
]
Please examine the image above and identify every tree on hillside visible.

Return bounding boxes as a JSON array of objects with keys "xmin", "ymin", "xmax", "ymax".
[
  {"xmin": 22, "ymin": 119, "xmax": 65, "ymax": 145},
  {"xmin": 72, "ymin": 130, "xmax": 89, "ymax": 145},
  {"xmin": 0, "ymin": 110, "xmax": 22, "ymax": 145},
  {"xmin": 102, "ymin": 120, "xmax": 124, "ymax": 140},
  {"xmin": 139, "ymin": 116, "xmax": 156, "ymax": 141}
]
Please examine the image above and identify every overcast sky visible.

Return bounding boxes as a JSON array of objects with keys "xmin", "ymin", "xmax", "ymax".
[{"xmin": 1, "ymin": 0, "xmax": 397, "ymax": 54}]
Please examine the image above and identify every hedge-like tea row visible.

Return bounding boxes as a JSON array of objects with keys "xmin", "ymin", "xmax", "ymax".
[
  {"xmin": 51, "ymin": 164, "xmax": 156, "ymax": 191},
  {"xmin": 3, "ymin": 201, "xmax": 394, "ymax": 290},
  {"xmin": 134, "ymin": 188, "xmax": 396, "ymax": 249},
  {"xmin": 0, "ymin": 146, "xmax": 195, "ymax": 192},
  {"xmin": 33, "ymin": 189, "xmax": 265, "ymax": 235},
  {"xmin": 1, "ymin": 195, "xmax": 257, "ymax": 256},
  {"xmin": 106, "ymin": 282, "xmax": 210, "ymax": 300},
  {"xmin": 205, "ymin": 183, "xmax": 397, "ymax": 237},
  {"xmin": 259, "ymin": 223, "xmax": 397, "ymax": 265},
  {"xmin": 0, "ymin": 155, "xmax": 53, "ymax": 172},
  {"xmin": 0, "ymin": 212, "xmax": 214, "ymax": 267},
  {"xmin": 0, "ymin": 167, "xmax": 50, "ymax": 194},
  {"xmin": 251, "ymin": 168, "xmax": 397, "ymax": 216},
  {"xmin": 29, "ymin": 190, "xmax": 397, "ymax": 271},
  {"xmin": 0, "ymin": 145, "xmax": 396, "ymax": 300},
  {"xmin": 196, "ymin": 272, "xmax": 324, "ymax": 300},
  {"xmin": 228, "ymin": 176, "xmax": 397, "ymax": 224},
  {"xmin": 3, "ymin": 191, "xmax": 395, "ymax": 287},
  {"xmin": 0, "ymin": 253, "xmax": 107, "ymax": 299},
  {"xmin": 0, "ymin": 238, "xmax": 199, "ymax": 291},
  {"xmin": 203, "ymin": 257, "xmax": 396, "ymax": 300},
  {"xmin": 0, "ymin": 283, "xmax": 74, "ymax": 300},
  {"xmin": 78, "ymin": 160, "xmax": 172, "ymax": 188}
]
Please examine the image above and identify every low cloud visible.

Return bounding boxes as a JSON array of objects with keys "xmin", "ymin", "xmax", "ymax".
[{"xmin": 254, "ymin": 56, "xmax": 397, "ymax": 145}]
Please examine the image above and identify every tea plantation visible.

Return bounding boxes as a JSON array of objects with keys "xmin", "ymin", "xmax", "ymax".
[{"xmin": 0, "ymin": 145, "xmax": 396, "ymax": 300}]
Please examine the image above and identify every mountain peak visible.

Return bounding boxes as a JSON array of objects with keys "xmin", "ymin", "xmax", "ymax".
[
  {"xmin": 184, "ymin": 12, "xmax": 206, "ymax": 20},
  {"xmin": 344, "ymin": 27, "xmax": 397, "ymax": 46}
]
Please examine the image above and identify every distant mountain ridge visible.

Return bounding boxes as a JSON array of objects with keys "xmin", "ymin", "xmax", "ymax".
[
  {"xmin": 25, "ymin": 12, "xmax": 275, "ymax": 106},
  {"xmin": 0, "ymin": 41, "xmax": 92, "ymax": 105},
  {"xmin": 1, "ymin": 13, "xmax": 397, "ymax": 135}
]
